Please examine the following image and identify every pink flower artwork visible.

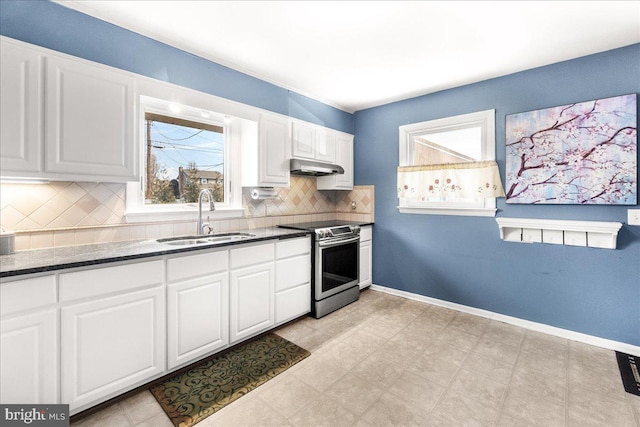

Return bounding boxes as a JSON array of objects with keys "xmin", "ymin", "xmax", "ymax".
[{"xmin": 505, "ymin": 94, "xmax": 637, "ymax": 204}]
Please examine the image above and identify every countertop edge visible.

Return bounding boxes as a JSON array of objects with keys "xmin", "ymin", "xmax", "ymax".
[{"xmin": 0, "ymin": 228, "xmax": 312, "ymax": 279}]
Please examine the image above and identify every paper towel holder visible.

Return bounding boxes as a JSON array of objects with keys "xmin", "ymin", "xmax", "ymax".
[{"xmin": 250, "ymin": 187, "xmax": 278, "ymax": 200}]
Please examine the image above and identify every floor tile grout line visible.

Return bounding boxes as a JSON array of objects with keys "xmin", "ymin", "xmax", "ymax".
[
  {"xmin": 492, "ymin": 323, "xmax": 526, "ymax": 427},
  {"xmin": 340, "ymin": 307, "xmax": 425, "ymax": 424},
  {"xmin": 336, "ymin": 301, "xmax": 443, "ymax": 424},
  {"xmin": 415, "ymin": 313, "xmax": 478, "ymax": 426}
]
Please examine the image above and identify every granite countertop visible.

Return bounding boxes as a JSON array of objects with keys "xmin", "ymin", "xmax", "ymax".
[{"xmin": 0, "ymin": 227, "xmax": 311, "ymax": 279}]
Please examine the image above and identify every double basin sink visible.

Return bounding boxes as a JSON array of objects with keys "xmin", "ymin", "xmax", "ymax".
[{"xmin": 157, "ymin": 232, "xmax": 256, "ymax": 246}]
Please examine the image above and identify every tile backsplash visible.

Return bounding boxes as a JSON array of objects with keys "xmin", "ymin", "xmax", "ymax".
[
  {"xmin": 0, "ymin": 176, "xmax": 373, "ymax": 251},
  {"xmin": 1, "ymin": 181, "xmax": 127, "ymax": 230}
]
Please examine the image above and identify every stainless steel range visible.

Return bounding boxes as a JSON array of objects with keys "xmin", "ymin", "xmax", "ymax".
[{"xmin": 279, "ymin": 221, "xmax": 360, "ymax": 318}]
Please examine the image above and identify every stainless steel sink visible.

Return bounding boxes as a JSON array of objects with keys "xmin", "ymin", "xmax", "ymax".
[
  {"xmin": 160, "ymin": 238, "xmax": 210, "ymax": 246},
  {"xmin": 157, "ymin": 232, "xmax": 256, "ymax": 246}
]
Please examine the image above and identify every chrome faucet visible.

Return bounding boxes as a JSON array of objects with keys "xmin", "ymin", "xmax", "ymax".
[{"xmin": 197, "ymin": 189, "xmax": 215, "ymax": 235}]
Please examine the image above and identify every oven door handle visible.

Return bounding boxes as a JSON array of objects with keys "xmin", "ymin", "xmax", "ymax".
[{"xmin": 317, "ymin": 236, "xmax": 360, "ymax": 248}]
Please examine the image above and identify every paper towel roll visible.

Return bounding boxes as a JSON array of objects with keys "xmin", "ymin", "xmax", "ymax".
[
  {"xmin": 0, "ymin": 230, "xmax": 15, "ymax": 255},
  {"xmin": 251, "ymin": 188, "xmax": 278, "ymax": 200}
]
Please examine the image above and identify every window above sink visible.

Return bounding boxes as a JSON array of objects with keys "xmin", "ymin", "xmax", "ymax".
[{"xmin": 126, "ymin": 94, "xmax": 245, "ymax": 223}]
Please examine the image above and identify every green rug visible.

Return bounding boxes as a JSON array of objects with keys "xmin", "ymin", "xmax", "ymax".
[{"xmin": 150, "ymin": 333, "xmax": 310, "ymax": 427}]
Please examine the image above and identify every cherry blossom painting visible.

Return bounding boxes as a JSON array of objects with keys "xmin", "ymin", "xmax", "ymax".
[{"xmin": 505, "ymin": 94, "xmax": 637, "ymax": 204}]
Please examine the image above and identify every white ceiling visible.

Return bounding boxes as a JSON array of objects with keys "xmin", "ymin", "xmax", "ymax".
[{"xmin": 54, "ymin": 1, "xmax": 640, "ymax": 113}]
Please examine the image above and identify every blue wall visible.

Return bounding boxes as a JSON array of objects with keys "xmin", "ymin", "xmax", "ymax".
[
  {"xmin": 354, "ymin": 44, "xmax": 640, "ymax": 347},
  {"xmin": 0, "ymin": 0, "xmax": 353, "ymax": 134}
]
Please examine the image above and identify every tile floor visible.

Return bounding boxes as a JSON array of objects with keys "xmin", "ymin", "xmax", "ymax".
[{"xmin": 71, "ymin": 289, "xmax": 640, "ymax": 427}]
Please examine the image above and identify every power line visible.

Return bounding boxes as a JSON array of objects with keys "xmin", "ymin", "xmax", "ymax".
[
  {"xmin": 150, "ymin": 121, "xmax": 206, "ymax": 141},
  {"xmin": 149, "ymin": 140, "xmax": 224, "ymax": 154}
]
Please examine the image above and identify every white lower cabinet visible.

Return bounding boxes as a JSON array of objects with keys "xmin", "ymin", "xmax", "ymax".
[
  {"xmin": 229, "ymin": 242, "xmax": 275, "ymax": 343},
  {"xmin": 59, "ymin": 261, "xmax": 165, "ymax": 414},
  {"xmin": 230, "ymin": 262, "xmax": 275, "ymax": 343},
  {"xmin": 275, "ymin": 237, "xmax": 311, "ymax": 324},
  {"xmin": 0, "ymin": 236, "xmax": 313, "ymax": 414},
  {"xmin": 1, "ymin": 309, "xmax": 58, "ymax": 404},
  {"xmin": 0, "ymin": 275, "xmax": 58, "ymax": 404},
  {"xmin": 61, "ymin": 287, "xmax": 164, "ymax": 413},
  {"xmin": 359, "ymin": 226, "xmax": 373, "ymax": 289},
  {"xmin": 166, "ymin": 250, "xmax": 229, "ymax": 370}
]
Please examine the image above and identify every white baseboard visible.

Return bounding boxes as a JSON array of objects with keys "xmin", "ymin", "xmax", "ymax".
[{"xmin": 369, "ymin": 284, "xmax": 640, "ymax": 356}]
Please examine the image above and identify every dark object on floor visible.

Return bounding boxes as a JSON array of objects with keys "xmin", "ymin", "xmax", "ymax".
[
  {"xmin": 150, "ymin": 333, "xmax": 310, "ymax": 427},
  {"xmin": 616, "ymin": 351, "xmax": 640, "ymax": 396}
]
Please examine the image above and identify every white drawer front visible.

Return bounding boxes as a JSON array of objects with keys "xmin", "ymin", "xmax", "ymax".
[
  {"xmin": 275, "ymin": 255, "xmax": 310, "ymax": 292},
  {"xmin": 1, "ymin": 275, "xmax": 56, "ymax": 315},
  {"xmin": 275, "ymin": 284, "xmax": 310, "ymax": 324},
  {"xmin": 60, "ymin": 260, "xmax": 163, "ymax": 302},
  {"xmin": 360, "ymin": 225, "xmax": 372, "ymax": 241},
  {"xmin": 167, "ymin": 249, "xmax": 228, "ymax": 283},
  {"xmin": 276, "ymin": 236, "xmax": 311, "ymax": 259},
  {"xmin": 230, "ymin": 242, "xmax": 274, "ymax": 270}
]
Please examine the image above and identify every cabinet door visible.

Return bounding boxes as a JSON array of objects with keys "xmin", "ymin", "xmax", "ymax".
[
  {"xmin": 0, "ymin": 41, "xmax": 43, "ymax": 175},
  {"xmin": 335, "ymin": 135, "xmax": 354, "ymax": 189},
  {"xmin": 315, "ymin": 128, "xmax": 336, "ymax": 163},
  {"xmin": 230, "ymin": 263, "xmax": 274, "ymax": 343},
  {"xmin": 61, "ymin": 287, "xmax": 164, "ymax": 413},
  {"xmin": 0, "ymin": 309, "xmax": 58, "ymax": 404},
  {"xmin": 317, "ymin": 134, "xmax": 353, "ymax": 190},
  {"xmin": 291, "ymin": 121, "xmax": 315, "ymax": 159},
  {"xmin": 45, "ymin": 55, "xmax": 136, "ymax": 181},
  {"xmin": 259, "ymin": 114, "xmax": 290, "ymax": 186},
  {"xmin": 359, "ymin": 239, "xmax": 372, "ymax": 289},
  {"xmin": 167, "ymin": 272, "xmax": 229, "ymax": 369}
]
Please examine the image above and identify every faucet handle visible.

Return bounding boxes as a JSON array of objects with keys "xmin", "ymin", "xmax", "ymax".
[{"xmin": 202, "ymin": 216, "xmax": 214, "ymax": 235}]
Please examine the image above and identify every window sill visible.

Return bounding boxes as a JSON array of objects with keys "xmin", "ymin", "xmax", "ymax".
[
  {"xmin": 397, "ymin": 206, "xmax": 497, "ymax": 217},
  {"xmin": 125, "ymin": 207, "xmax": 245, "ymax": 223}
]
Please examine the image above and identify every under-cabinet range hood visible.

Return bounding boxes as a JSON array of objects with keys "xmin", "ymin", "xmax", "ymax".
[{"xmin": 290, "ymin": 159, "xmax": 344, "ymax": 177}]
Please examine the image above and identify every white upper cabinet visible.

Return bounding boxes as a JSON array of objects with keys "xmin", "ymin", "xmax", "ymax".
[
  {"xmin": 291, "ymin": 120, "xmax": 336, "ymax": 163},
  {"xmin": 315, "ymin": 127, "xmax": 337, "ymax": 163},
  {"xmin": 45, "ymin": 55, "xmax": 136, "ymax": 181},
  {"xmin": 291, "ymin": 121, "xmax": 315, "ymax": 159},
  {"xmin": 259, "ymin": 114, "xmax": 291, "ymax": 186},
  {"xmin": 241, "ymin": 113, "xmax": 290, "ymax": 188},
  {"xmin": 0, "ymin": 40, "xmax": 43, "ymax": 174},
  {"xmin": 317, "ymin": 134, "xmax": 354, "ymax": 190},
  {"xmin": 0, "ymin": 37, "xmax": 137, "ymax": 182}
]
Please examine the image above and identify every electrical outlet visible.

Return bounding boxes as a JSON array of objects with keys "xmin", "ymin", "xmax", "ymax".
[{"xmin": 628, "ymin": 209, "xmax": 640, "ymax": 226}]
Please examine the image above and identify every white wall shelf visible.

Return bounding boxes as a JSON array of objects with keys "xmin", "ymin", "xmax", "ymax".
[{"xmin": 495, "ymin": 218, "xmax": 623, "ymax": 249}]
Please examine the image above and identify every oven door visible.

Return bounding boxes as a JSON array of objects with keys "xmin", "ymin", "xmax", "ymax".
[{"xmin": 315, "ymin": 235, "xmax": 360, "ymax": 300}]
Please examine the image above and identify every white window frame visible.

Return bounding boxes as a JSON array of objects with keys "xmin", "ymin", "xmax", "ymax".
[
  {"xmin": 398, "ymin": 109, "xmax": 497, "ymax": 217},
  {"xmin": 126, "ymin": 95, "xmax": 244, "ymax": 223}
]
